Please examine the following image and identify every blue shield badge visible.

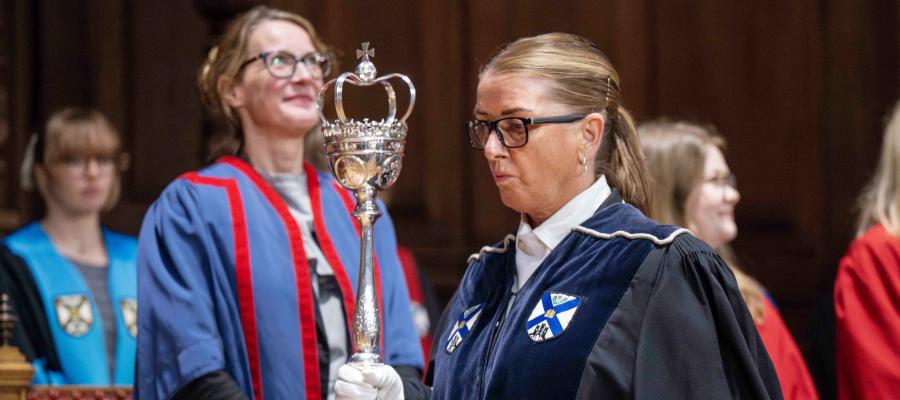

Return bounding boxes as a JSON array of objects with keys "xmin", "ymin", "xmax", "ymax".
[
  {"xmin": 525, "ymin": 292, "xmax": 581, "ymax": 342},
  {"xmin": 446, "ymin": 303, "xmax": 484, "ymax": 354}
]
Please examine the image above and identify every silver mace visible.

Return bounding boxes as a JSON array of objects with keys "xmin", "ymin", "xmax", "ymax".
[{"xmin": 316, "ymin": 42, "xmax": 415, "ymax": 366}]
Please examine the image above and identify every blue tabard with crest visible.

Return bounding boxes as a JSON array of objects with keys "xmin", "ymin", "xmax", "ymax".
[
  {"xmin": 431, "ymin": 203, "xmax": 681, "ymax": 399},
  {"xmin": 429, "ymin": 196, "xmax": 784, "ymax": 400},
  {"xmin": 4, "ymin": 222, "xmax": 137, "ymax": 386}
]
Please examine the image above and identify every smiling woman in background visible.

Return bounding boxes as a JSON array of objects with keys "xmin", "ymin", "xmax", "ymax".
[
  {"xmin": 4, "ymin": 107, "xmax": 136, "ymax": 386},
  {"xmin": 136, "ymin": 6, "xmax": 423, "ymax": 400},
  {"xmin": 638, "ymin": 119, "xmax": 819, "ymax": 400}
]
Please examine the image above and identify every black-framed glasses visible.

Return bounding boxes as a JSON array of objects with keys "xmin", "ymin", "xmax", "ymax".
[
  {"xmin": 238, "ymin": 50, "xmax": 333, "ymax": 79},
  {"xmin": 465, "ymin": 114, "xmax": 587, "ymax": 150}
]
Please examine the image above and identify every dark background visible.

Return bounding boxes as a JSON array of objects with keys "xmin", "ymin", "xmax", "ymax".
[{"xmin": 2, "ymin": 1, "xmax": 898, "ymax": 398}]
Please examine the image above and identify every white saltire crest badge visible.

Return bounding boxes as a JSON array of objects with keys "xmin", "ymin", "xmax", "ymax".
[
  {"xmin": 120, "ymin": 298, "xmax": 138, "ymax": 337},
  {"xmin": 446, "ymin": 303, "xmax": 484, "ymax": 354},
  {"xmin": 526, "ymin": 292, "xmax": 582, "ymax": 342},
  {"xmin": 54, "ymin": 294, "xmax": 93, "ymax": 337}
]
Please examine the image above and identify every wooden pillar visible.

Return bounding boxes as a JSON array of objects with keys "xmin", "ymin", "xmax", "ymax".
[
  {"xmin": 0, "ymin": 294, "xmax": 34, "ymax": 400},
  {"xmin": 0, "ymin": 346, "xmax": 32, "ymax": 400}
]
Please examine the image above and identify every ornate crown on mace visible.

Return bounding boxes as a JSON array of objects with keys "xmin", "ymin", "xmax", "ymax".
[
  {"xmin": 316, "ymin": 42, "xmax": 416, "ymax": 137},
  {"xmin": 316, "ymin": 43, "xmax": 416, "ymax": 191}
]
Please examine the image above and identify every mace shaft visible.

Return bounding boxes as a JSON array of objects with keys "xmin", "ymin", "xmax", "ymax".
[{"xmin": 349, "ymin": 187, "xmax": 382, "ymax": 365}]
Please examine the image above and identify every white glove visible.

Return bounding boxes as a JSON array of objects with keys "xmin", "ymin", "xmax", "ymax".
[
  {"xmin": 334, "ymin": 364, "xmax": 376, "ymax": 400},
  {"xmin": 334, "ymin": 363, "xmax": 404, "ymax": 400},
  {"xmin": 360, "ymin": 364, "xmax": 404, "ymax": 400}
]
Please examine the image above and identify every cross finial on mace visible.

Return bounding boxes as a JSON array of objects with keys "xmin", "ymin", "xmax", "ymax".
[
  {"xmin": 357, "ymin": 42, "xmax": 375, "ymax": 61},
  {"xmin": 354, "ymin": 42, "xmax": 377, "ymax": 82}
]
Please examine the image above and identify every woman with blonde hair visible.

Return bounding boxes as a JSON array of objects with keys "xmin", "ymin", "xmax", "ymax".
[
  {"xmin": 835, "ymin": 101, "xmax": 900, "ymax": 400},
  {"xmin": 638, "ymin": 119, "xmax": 818, "ymax": 400},
  {"xmin": 4, "ymin": 107, "xmax": 136, "ymax": 386},
  {"xmin": 339, "ymin": 32, "xmax": 782, "ymax": 399},
  {"xmin": 136, "ymin": 5, "xmax": 424, "ymax": 400}
]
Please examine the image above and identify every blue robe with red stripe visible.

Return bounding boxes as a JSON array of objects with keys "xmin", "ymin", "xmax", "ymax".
[{"xmin": 136, "ymin": 157, "xmax": 423, "ymax": 400}]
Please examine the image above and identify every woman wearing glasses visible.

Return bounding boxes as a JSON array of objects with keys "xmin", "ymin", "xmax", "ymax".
[
  {"xmin": 4, "ymin": 107, "xmax": 136, "ymax": 386},
  {"xmin": 136, "ymin": 6, "xmax": 423, "ymax": 400},
  {"xmin": 638, "ymin": 120, "xmax": 818, "ymax": 400},
  {"xmin": 403, "ymin": 33, "xmax": 780, "ymax": 399}
]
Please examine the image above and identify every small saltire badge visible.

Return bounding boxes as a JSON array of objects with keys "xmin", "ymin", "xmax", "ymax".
[
  {"xmin": 54, "ymin": 294, "xmax": 93, "ymax": 337},
  {"xmin": 120, "ymin": 298, "xmax": 138, "ymax": 337},
  {"xmin": 446, "ymin": 303, "xmax": 484, "ymax": 354},
  {"xmin": 526, "ymin": 292, "xmax": 581, "ymax": 342}
]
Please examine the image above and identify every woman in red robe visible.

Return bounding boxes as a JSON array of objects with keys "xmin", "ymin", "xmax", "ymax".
[{"xmin": 835, "ymin": 100, "xmax": 900, "ymax": 400}]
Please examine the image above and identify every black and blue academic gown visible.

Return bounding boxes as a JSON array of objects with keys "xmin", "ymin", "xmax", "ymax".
[
  {"xmin": 136, "ymin": 156, "xmax": 423, "ymax": 400},
  {"xmin": 0, "ymin": 244, "xmax": 58, "ymax": 372},
  {"xmin": 428, "ymin": 193, "xmax": 782, "ymax": 399},
  {"xmin": 4, "ymin": 222, "xmax": 137, "ymax": 386}
]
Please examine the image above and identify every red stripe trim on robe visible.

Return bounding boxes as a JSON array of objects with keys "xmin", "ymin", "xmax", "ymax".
[
  {"xmin": 397, "ymin": 246, "xmax": 433, "ymax": 369},
  {"xmin": 180, "ymin": 172, "xmax": 264, "ymax": 400},
  {"xmin": 304, "ymin": 163, "xmax": 358, "ymax": 341},
  {"xmin": 218, "ymin": 157, "xmax": 321, "ymax": 400}
]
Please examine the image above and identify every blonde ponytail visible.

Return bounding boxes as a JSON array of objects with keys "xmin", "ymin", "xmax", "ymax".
[{"xmin": 597, "ymin": 107, "xmax": 653, "ymax": 213}]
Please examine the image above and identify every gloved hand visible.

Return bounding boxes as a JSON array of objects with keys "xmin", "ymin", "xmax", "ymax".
[
  {"xmin": 334, "ymin": 364, "xmax": 376, "ymax": 400},
  {"xmin": 334, "ymin": 363, "xmax": 404, "ymax": 400}
]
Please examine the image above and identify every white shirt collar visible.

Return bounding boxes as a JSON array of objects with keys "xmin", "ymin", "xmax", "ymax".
[
  {"xmin": 521, "ymin": 175, "xmax": 612, "ymax": 251},
  {"xmin": 513, "ymin": 176, "xmax": 612, "ymax": 290}
]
